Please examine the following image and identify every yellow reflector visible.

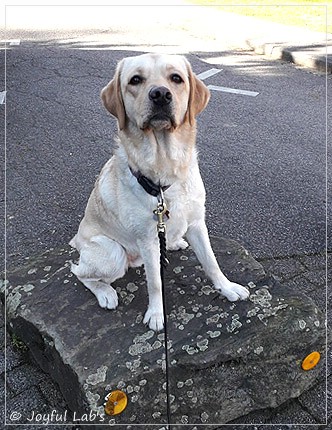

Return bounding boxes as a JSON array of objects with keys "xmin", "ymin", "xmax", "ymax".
[
  {"xmin": 104, "ymin": 390, "xmax": 128, "ymax": 416},
  {"xmin": 302, "ymin": 351, "xmax": 321, "ymax": 371}
]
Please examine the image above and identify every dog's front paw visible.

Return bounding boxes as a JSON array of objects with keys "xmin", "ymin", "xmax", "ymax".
[
  {"xmin": 217, "ymin": 282, "xmax": 250, "ymax": 302},
  {"xmin": 95, "ymin": 284, "xmax": 119, "ymax": 309},
  {"xmin": 143, "ymin": 307, "xmax": 164, "ymax": 331},
  {"xmin": 167, "ymin": 238, "xmax": 189, "ymax": 251}
]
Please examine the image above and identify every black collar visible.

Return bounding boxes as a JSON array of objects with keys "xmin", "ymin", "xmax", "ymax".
[{"xmin": 129, "ymin": 166, "xmax": 171, "ymax": 197}]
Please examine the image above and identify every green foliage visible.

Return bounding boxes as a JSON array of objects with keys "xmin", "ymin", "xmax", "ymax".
[
  {"xmin": 189, "ymin": 0, "xmax": 332, "ymax": 33},
  {"xmin": 11, "ymin": 333, "xmax": 28, "ymax": 352}
]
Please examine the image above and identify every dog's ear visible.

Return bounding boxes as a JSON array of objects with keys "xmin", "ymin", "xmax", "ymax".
[
  {"xmin": 101, "ymin": 60, "xmax": 126, "ymax": 130},
  {"xmin": 185, "ymin": 60, "xmax": 210, "ymax": 126}
]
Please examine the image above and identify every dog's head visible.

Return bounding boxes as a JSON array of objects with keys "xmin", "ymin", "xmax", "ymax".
[{"xmin": 101, "ymin": 53, "xmax": 210, "ymax": 131}]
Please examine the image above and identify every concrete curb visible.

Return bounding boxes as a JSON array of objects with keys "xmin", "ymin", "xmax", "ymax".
[
  {"xmin": 246, "ymin": 39, "xmax": 332, "ymax": 74},
  {"xmin": 177, "ymin": 2, "xmax": 332, "ymax": 75}
]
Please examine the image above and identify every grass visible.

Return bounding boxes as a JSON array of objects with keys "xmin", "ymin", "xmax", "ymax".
[
  {"xmin": 11, "ymin": 332, "xmax": 28, "ymax": 352},
  {"xmin": 188, "ymin": 0, "xmax": 332, "ymax": 34}
]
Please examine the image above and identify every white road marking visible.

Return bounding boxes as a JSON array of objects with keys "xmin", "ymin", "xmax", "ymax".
[
  {"xmin": 9, "ymin": 39, "xmax": 21, "ymax": 46},
  {"xmin": 197, "ymin": 68, "xmax": 222, "ymax": 81},
  {"xmin": 0, "ymin": 91, "xmax": 6, "ymax": 104},
  {"xmin": 207, "ymin": 84, "xmax": 259, "ymax": 97}
]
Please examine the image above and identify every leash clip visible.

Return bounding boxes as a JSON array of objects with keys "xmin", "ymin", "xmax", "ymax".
[{"xmin": 154, "ymin": 189, "xmax": 169, "ymax": 232}]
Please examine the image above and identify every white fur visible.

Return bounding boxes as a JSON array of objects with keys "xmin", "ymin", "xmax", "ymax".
[{"xmin": 70, "ymin": 53, "xmax": 249, "ymax": 331}]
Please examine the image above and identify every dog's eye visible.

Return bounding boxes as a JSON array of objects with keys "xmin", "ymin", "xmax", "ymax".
[
  {"xmin": 129, "ymin": 75, "xmax": 143, "ymax": 85},
  {"xmin": 170, "ymin": 74, "xmax": 183, "ymax": 84}
]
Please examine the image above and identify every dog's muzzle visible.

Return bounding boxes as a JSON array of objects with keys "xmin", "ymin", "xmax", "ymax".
[{"xmin": 142, "ymin": 86, "xmax": 176, "ymax": 131}]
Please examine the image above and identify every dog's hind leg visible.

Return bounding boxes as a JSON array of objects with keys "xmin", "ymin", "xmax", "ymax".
[
  {"xmin": 70, "ymin": 235, "xmax": 128, "ymax": 309},
  {"xmin": 77, "ymin": 279, "xmax": 119, "ymax": 309}
]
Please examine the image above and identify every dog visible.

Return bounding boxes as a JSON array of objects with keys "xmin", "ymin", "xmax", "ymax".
[{"xmin": 70, "ymin": 53, "xmax": 249, "ymax": 331}]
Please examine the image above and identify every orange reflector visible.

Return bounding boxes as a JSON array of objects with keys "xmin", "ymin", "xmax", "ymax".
[
  {"xmin": 302, "ymin": 351, "xmax": 321, "ymax": 371},
  {"xmin": 104, "ymin": 390, "xmax": 128, "ymax": 416}
]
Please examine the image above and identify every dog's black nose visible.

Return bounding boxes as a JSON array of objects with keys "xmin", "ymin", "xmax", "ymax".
[{"xmin": 149, "ymin": 86, "xmax": 172, "ymax": 106}]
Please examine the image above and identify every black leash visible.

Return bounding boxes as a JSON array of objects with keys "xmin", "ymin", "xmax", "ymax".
[
  {"xmin": 154, "ymin": 190, "xmax": 172, "ymax": 430},
  {"xmin": 130, "ymin": 164, "xmax": 172, "ymax": 427}
]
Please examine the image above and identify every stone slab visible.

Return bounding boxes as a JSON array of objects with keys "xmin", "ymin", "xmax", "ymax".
[{"xmin": 1, "ymin": 237, "xmax": 327, "ymax": 427}]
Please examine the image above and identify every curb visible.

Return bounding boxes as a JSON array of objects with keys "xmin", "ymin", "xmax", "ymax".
[{"xmin": 247, "ymin": 39, "xmax": 332, "ymax": 74}]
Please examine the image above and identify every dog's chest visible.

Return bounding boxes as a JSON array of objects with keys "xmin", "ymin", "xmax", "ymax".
[{"xmin": 162, "ymin": 194, "xmax": 191, "ymax": 235}]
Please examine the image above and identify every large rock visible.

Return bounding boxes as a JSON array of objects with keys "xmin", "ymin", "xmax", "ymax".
[{"xmin": 1, "ymin": 237, "xmax": 326, "ymax": 427}]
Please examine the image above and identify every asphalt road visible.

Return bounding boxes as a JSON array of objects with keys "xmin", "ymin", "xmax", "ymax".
[
  {"xmin": 4, "ymin": 48, "xmax": 328, "ymax": 266},
  {"xmin": 2, "ymin": 4, "xmax": 330, "ymax": 270}
]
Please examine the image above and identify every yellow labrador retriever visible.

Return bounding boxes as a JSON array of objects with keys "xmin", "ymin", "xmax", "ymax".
[{"xmin": 70, "ymin": 53, "xmax": 249, "ymax": 331}]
